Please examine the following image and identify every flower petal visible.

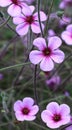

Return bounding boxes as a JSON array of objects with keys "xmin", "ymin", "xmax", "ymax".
[
  {"xmin": 23, "ymin": 97, "xmax": 34, "ymax": 108},
  {"xmin": 22, "ymin": 5, "xmax": 32, "ymax": 16},
  {"xmin": 29, "ymin": 105, "xmax": 39, "ymax": 115},
  {"xmin": 7, "ymin": 4, "xmax": 21, "ymax": 17},
  {"xmin": 33, "ymin": 11, "xmax": 47, "ymax": 21},
  {"xmin": 46, "ymin": 102, "xmax": 60, "ymax": 114},
  {"xmin": 60, "ymin": 104, "xmax": 70, "ymax": 116},
  {"xmin": 15, "ymin": 111, "xmax": 25, "ymax": 121},
  {"xmin": 41, "ymin": 110, "xmax": 53, "ymax": 123},
  {"xmin": 33, "ymin": 37, "xmax": 46, "ymax": 50},
  {"xmin": 0, "ymin": 0, "xmax": 11, "ymax": 7},
  {"xmin": 29, "ymin": 6, "xmax": 35, "ymax": 13},
  {"xmin": 66, "ymin": 24, "xmax": 72, "ymax": 32},
  {"xmin": 13, "ymin": 100, "xmax": 23, "ymax": 112},
  {"xmin": 51, "ymin": 49, "xmax": 65, "ymax": 63},
  {"xmin": 61, "ymin": 31, "xmax": 72, "ymax": 45},
  {"xmin": 31, "ymin": 22, "xmax": 44, "ymax": 33},
  {"xmin": 29, "ymin": 50, "xmax": 43, "ymax": 65},
  {"xmin": 46, "ymin": 121, "xmax": 61, "ymax": 129},
  {"xmin": 16, "ymin": 23, "xmax": 29, "ymax": 36},
  {"xmin": 40, "ymin": 57, "xmax": 54, "ymax": 71},
  {"xmin": 48, "ymin": 36, "xmax": 62, "ymax": 50},
  {"xmin": 23, "ymin": 115, "xmax": 36, "ymax": 121},
  {"xmin": 13, "ymin": 15, "xmax": 25, "ymax": 25},
  {"xmin": 61, "ymin": 116, "xmax": 70, "ymax": 125}
]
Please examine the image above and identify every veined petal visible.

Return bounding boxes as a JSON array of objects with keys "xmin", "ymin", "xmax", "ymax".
[
  {"xmin": 15, "ymin": 111, "xmax": 25, "ymax": 121},
  {"xmin": 41, "ymin": 110, "xmax": 53, "ymax": 123},
  {"xmin": 16, "ymin": 23, "xmax": 29, "ymax": 36},
  {"xmin": 23, "ymin": 115, "xmax": 36, "ymax": 121},
  {"xmin": 13, "ymin": 15, "xmax": 25, "ymax": 25},
  {"xmin": 46, "ymin": 121, "xmax": 61, "ymax": 129},
  {"xmin": 31, "ymin": 22, "xmax": 44, "ymax": 33},
  {"xmin": 22, "ymin": 6, "xmax": 32, "ymax": 16},
  {"xmin": 29, "ymin": 6, "xmax": 35, "ymax": 13},
  {"xmin": 23, "ymin": 97, "xmax": 34, "ymax": 108},
  {"xmin": 61, "ymin": 31, "xmax": 72, "ymax": 45},
  {"xmin": 14, "ymin": 100, "xmax": 23, "ymax": 112},
  {"xmin": 33, "ymin": 37, "xmax": 46, "ymax": 50},
  {"xmin": 66, "ymin": 24, "xmax": 72, "ymax": 32},
  {"xmin": 7, "ymin": 4, "xmax": 21, "ymax": 17},
  {"xmin": 29, "ymin": 105, "xmax": 39, "ymax": 115},
  {"xmin": 48, "ymin": 36, "xmax": 62, "ymax": 50},
  {"xmin": 0, "ymin": 0, "xmax": 11, "ymax": 7},
  {"xmin": 33, "ymin": 11, "xmax": 47, "ymax": 21},
  {"xmin": 51, "ymin": 49, "xmax": 65, "ymax": 63},
  {"xmin": 29, "ymin": 50, "xmax": 43, "ymax": 65},
  {"xmin": 46, "ymin": 102, "xmax": 60, "ymax": 114},
  {"xmin": 60, "ymin": 104, "xmax": 70, "ymax": 116},
  {"xmin": 40, "ymin": 57, "xmax": 54, "ymax": 71}
]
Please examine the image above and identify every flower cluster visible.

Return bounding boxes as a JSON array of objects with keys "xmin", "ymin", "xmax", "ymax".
[{"xmin": 14, "ymin": 99, "xmax": 70, "ymax": 129}]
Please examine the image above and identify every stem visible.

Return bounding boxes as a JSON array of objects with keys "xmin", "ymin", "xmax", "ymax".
[
  {"xmin": 33, "ymin": 65, "xmax": 38, "ymax": 105},
  {"xmin": 44, "ymin": 0, "xmax": 54, "ymax": 37},
  {"xmin": 0, "ymin": 62, "xmax": 30, "ymax": 71},
  {"xmin": 60, "ymin": 123, "xmax": 72, "ymax": 130},
  {"xmin": 37, "ymin": 0, "xmax": 44, "ymax": 37},
  {"xmin": 0, "ymin": 16, "xmax": 11, "ymax": 28}
]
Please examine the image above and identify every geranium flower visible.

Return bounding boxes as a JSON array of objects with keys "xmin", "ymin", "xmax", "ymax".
[
  {"xmin": 0, "ymin": 0, "xmax": 29, "ymax": 17},
  {"xmin": 61, "ymin": 24, "xmax": 72, "ymax": 45},
  {"xmin": 41, "ymin": 102, "xmax": 70, "ymax": 129},
  {"xmin": 13, "ymin": 6, "xmax": 47, "ymax": 35},
  {"xmin": 59, "ymin": 0, "xmax": 72, "ymax": 9},
  {"xmin": 14, "ymin": 97, "xmax": 39, "ymax": 121},
  {"xmin": 46, "ymin": 75, "xmax": 61, "ymax": 90},
  {"xmin": 59, "ymin": 15, "xmax": 71, "ymax": 27},
  {"xmin": 29, "ymin": 37, "xmax": 65, "ymax": 71}
]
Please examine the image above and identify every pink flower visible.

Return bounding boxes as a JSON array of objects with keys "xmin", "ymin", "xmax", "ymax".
[
  {"xmin": 0, "ymin": 0, "xmax": 29, "ymax": 17},
  {"xmin": 48, "ymin": 29, "xmax": 56, "ymax": 38},
  {"xmin": 13, "ymin": 6, "xmax": 47, "ymax": 35},
  {"xmin": 29, "ymin": 37, "xmax": 65, "ymax": 71},
  {"xmin": 14, "ymin": 97, "xmax": 39, "ymax": 121},
  {"xmin": 59, "ymin": 15, "xmax": 71, "ymax": 27},
  {"xmin": 41, "ymin": 102, "xmax": 70, "ymax": 129},
  {"xmin": 59, "ymin": 0, "xmax": 72, "ymax": 9},
  {"xmin": 61, "ymin": 24, "xmax": 72, "ymax": 45},
  {"xmin": 66, "ymin": 125, "xmax": 72, "ymax": 130},
  {"xmin": 46, "ymin": 75, "xmax": 61, "ymax": 90}
]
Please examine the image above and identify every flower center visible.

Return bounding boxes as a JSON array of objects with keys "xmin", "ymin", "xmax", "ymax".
[
  {"xmin": 22, "ymin": 107, "xmax": 30, "ymax": 115},
  {"xmin": 43, "ymin": 48, "xmax": 51, "ymax": 56},
  {"xmin": 11, "ymin": 0, "xmax": 19, "ymax": 5},
  {"xmin": 53, "ymin": 114, "xmax": 61, "ymax": 122},
  {"xmin": 26, "ymin": 15, "xmax": 34, "ymax": 24}
]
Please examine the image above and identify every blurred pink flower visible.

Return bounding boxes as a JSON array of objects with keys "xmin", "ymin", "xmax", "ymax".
[
  {"xmin": 48, "ymin": 29, "xmax": 56, "ymax": 37},
  {"xmin": 59, "ymin": 0, "xmax": 72, "ymax": 9},
  {"xmin": 13, "ymin": 6, "xmax": 47, "ymax": 35},
  {"xmin": 46, "ymin": 75, "xmax": 61, "ymax": 90},
  {"xmin": 29, "ymin": 37, "xmax": 65, "ymax": 71},
  {"xmin": 59, "ymin": 15, "xmax": 71, "ymax": 27},
  {"xmin": 0, "ymin": 0, "xmax": 29, "ymax": 17},
  {"xmin": 66, "ymin": 125, "xmax": 72, "ymax": 130},
  {"xmin": 41, "ymin": 102, "xmax": 70, "ymax": 129},
  {"xmin": 14, "ymin": 97, "xmax": 39, "ymax": 121},
  {"xmin": 0, "ymin": 73, "xmax": 3, "ymax": 80},
  {"xmin": 61, "ymin": 24, "xmax": 72, "ymax": 45}
]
